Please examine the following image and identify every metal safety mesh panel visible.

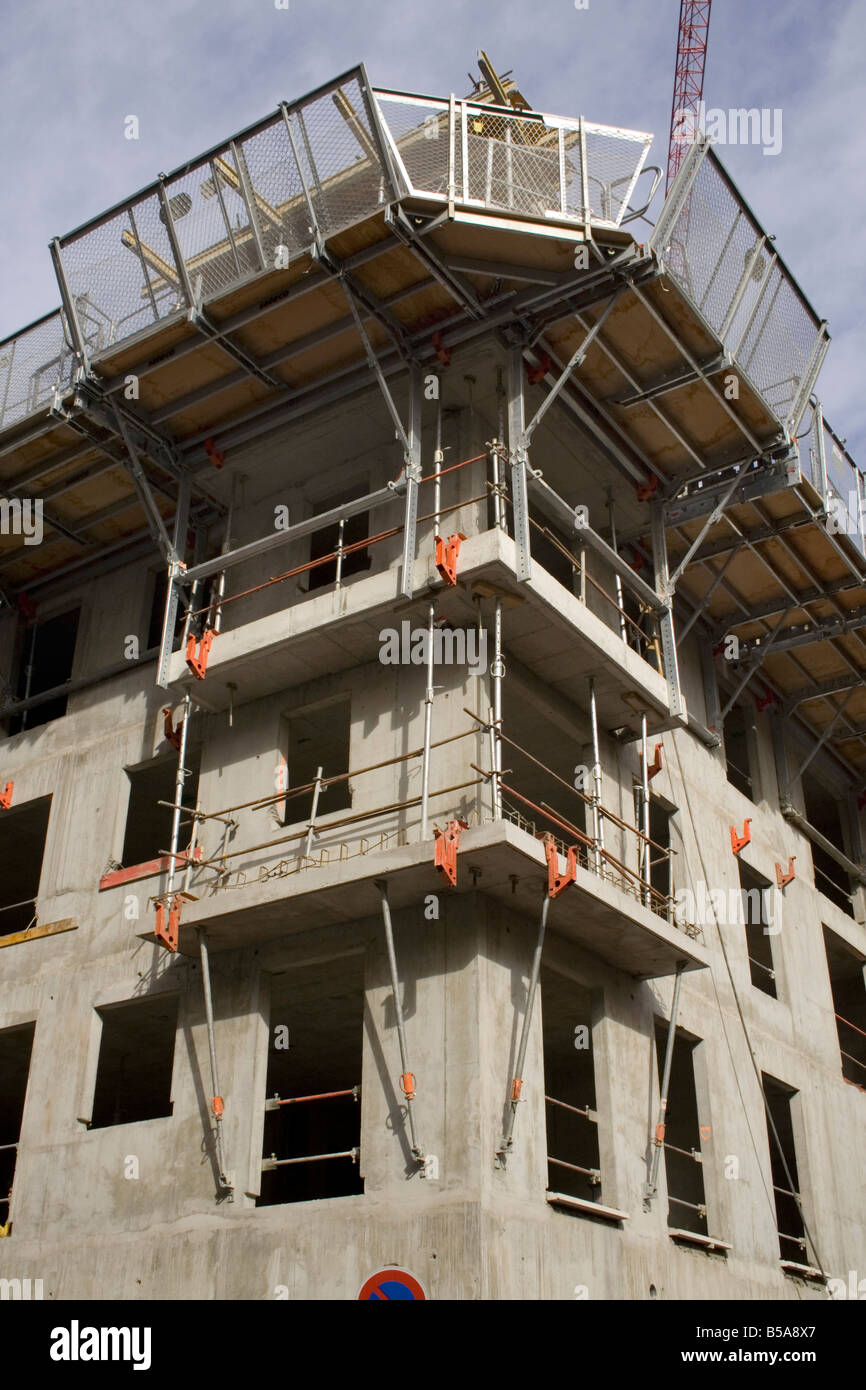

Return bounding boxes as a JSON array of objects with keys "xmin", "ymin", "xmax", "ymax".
[
  {"xmin": 53, "ymin": 69, "xmax": 391, "ymax": 359},
  {"xmin": 375, "ymin": 97, "xmax": 452, "ymax": 197},
  {"xmin": 0, "ymin": 312, "xmax": 76, "ymax": 429},
  {"xmin": 651, "ymin": 144, "xmax": 827, "ymax": 430},
  {"xmin": 583, "ymin": 126, "xmax": 651, "ymax": 224},
  {"xmin": 374, "ymin": 94, "xmax": 651, "ymax": 228}
]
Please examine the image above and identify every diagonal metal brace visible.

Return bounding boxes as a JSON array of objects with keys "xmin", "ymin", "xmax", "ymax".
[{"xmin": 111, "ymin": 403, "xmax": 176, "ymax": 562}]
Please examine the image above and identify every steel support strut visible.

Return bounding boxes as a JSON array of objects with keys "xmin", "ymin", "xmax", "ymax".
[
  {"xmin": 197, "ymin": 928, "xmax": 234, "ymax": 1195},
  {"xmin": 497, "ymin": 893, "xmax": 550, "ymax": 1161},
  {"xmin": 507, "ymin": 346, "xmax": 531, "ymax": 581},
  {"xmin": 650, "ymin": 500, "xmax": 684, "ymax": 718},
  {"xmin": 644, "ymin": 960, "xmax": 687, "ymax": 1207},
  {"xmin": 375, "ymin": 881, "xmax": 424, "ymax": 1163}
]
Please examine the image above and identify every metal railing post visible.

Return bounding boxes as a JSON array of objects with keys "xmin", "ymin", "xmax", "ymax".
[{"xmin": 197, "ymin": 928, "xmax": 233, "ymax": 1193}]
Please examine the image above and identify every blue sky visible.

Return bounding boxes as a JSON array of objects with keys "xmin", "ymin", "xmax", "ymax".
[{"xmin": 2, "ymin": 0, "xmax": 863, "ymax": 455}]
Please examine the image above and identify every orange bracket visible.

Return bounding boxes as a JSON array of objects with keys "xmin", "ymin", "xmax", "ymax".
[
  {"xmin": 163, "ymin": 707, "xmax": 183, "ymax": 749},
  {"xmin": 642, "ymin": 743, "xmax": 664, "ymax": 781},
  {"xmin": 637, "ymin": 473, "xmax": 659, "ymax": 502},
  {"xmin": 434, "ymin": 818, "xmax": 468, "ymax": 887},
  {"xmin": 527, "ymin": 351, "xmax": 552, "ymax": 386},
  {"xmin": 431, "ymin": 330, "xmax": 451, "ymax": 367},
  {"xmin": 510, "ymin": 1078, "xmax": 523, "ymax": 1102},
  {"xmin": 434, "ymin": 532, "xmax": 465, "ymax": 586},
  {"xmin": 185, "ymin": 629, "xmax": 215, "ymax": 680},
  {"xmin": 154, "ymin": 893, "xmax": 183, "ymax": 953},
  {"xmin": 775, "ymin": 857, "xmax": 796, "ymax": 889},
  {"xmin": 211, "ymin": 1096, "xmax": 225, "ymax": 1118},
  {"xmin": 0, "ymin": 781, "xmax": 13, "ymax": 811},
  {"xmin": 543, "ymin": 833, "xmax": 578, "ymax": 899},
  {"xmin": 400, "ymin": 1072, "xmax": 417, "ymax": 1101},
  {"xmin": 730, "ymin": 819, "xmax": 752, "ymax": 855},
  {"xmin": 203, "ymin": 437, "xmax": 225, "ymax": 469}
]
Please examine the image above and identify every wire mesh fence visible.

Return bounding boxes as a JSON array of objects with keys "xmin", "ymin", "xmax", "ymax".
[
  {"xmin": 651, "ymin": 138, "xmax": 828, "ymax": 434},
  {"xmin": 0, "ymin": 311, "xmax": 78, "ymax": 431},
  {"xmin": 51, "ymin": 68, "xmax": 392, "ymax": 366},
  {"xmin": 374, "ymin": 91, "xmax": 651, "ymax": 227}
]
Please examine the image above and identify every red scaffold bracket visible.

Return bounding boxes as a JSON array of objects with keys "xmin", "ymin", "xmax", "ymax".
[
  {"xmin": 431, "ymin": 330, "xmax": 451, "ymax": 367},
  {"xmin": 185, "ymin": 629, "xmax": 215, "ymax": 681},
  {"xmin": 527, "ymin": 351, "xmax": 552, "ymax": 386},
  {"xmin": 637, "ymin": 473, "xmax": 659, "ymax": 502},
  {"xmin": 756, "ymin": 686, "xmax": 777, "ymax": 713},
  {"xmin": 163, "ymin": 706, "xmax": 183, "ymax": 749},
  {"xmin": 543, "ymin": 833, "xmax": 579, "ymax": 899},
  {"xmin": 400, "ymin": 1072, "xmax": 417, "ymax": 1101},
  {"xmin": 434, "ymin": 818, "xmax": 468, "ymax": 887},
  {"xmin": 154, "ymin": 893, "xmax": 183, "ymax": 953},
  {"xmin": 203, "ymin": 437, "xmax": 225, "ymax": 469},
  {"xmin": 730, "ymin": 819, "xmax": 752, "ymax": 855},
  {"xmin": 775, "ymin": 857, "xmax": 796, "ymax": 890},
  {"xmin": 211, "ymin": 1096, "xmax": 225, "ymax": 1118},
  {"xmin": 642, "ymin": 743, "xmax": 664, "ymax": 781},
  {"xmin": 434, "ymin": 532, "xmax": 466, "ymax": 587},
  {"xmin": 0, "ymin": 781, "xmax": 13, "ymax": 811}
]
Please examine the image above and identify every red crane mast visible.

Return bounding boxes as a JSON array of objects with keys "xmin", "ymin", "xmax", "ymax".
[{"xmin": 667, "ymin": 0, "xmax": 713, "ymax": 193}]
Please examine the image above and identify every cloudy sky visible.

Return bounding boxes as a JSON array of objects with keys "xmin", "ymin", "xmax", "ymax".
[{"xmin": 2, "ymin": 0, "xmax": 863, "ymax": 456}]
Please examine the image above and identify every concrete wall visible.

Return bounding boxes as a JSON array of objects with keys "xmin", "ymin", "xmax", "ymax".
[{"xmin": 1, "ymin": 370, "xmax": 865, "ymax": 1301}]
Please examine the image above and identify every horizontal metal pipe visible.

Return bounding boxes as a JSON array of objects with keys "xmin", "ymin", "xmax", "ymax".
[
  {"xmin": 265, "ymin": 1148, "xmax": 359, "ymax": 1168},
  {"xmin": 0, "ymin": 647, "xmax": 159, "ymax": 719},
  {"xmin": 780, "ymin": 802, "xmax": 866, "ymax": 886},
  {"xmin": 181, "ymin": 483, "xmax": 403, "ymax": 585}
]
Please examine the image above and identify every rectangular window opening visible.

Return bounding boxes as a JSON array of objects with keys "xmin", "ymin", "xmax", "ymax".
[
  {"xmin": 307, "ymin": 485, "xmax": 371, "ymax": 592},
  {"xmin": 282, "ymin": 700, "xmax": 352, "ymax": 826},
  {"xmin": 258, "ymin": 956, "xmax": 365, "ymax": 1206},
  {"xmin": 90, "ymin": 996, "xmax": 178, "ymax": 1129},
  {"xmin": 0, "ymin": 795, "xmax": 51, "ymax": 939},
  {"xmin": 0, "ymin": 1022, "xmax": 36, "ymax": 1233},
  {"xmin": 542, "ymin": 968, "xmax": 601, "ymax": 1204},
  {"xmin": 503, "ymin": 686, "xmax": 587, "ymax": 847},
  {"xmin": 762, "ymin": 1073, "xmax": 807, "ymax": 1262},
  {"xmin": 121, "ymin": 751, "xmax": 200, "ymax": 870},
  {"xmin": 654, "ymin": 1021, "xmax": 708, "ymax": 1236},
  {"xmin": 723, "ymin": 704, "xmax": 755, "ymax": 800},
  {"xmin": 822, "ymin": 926, "xmax": 866, "ymax": 1088},
  {"xmin": 738, "ymin": 861, "xmax": 778, "ymax": 998},
  {"xmin": 8, "ymin": 608, "xmax": 80, "ymax": 734},
  {"xmin": 802, "ymin": 772, "xmax": 853, "ymax": 917}
]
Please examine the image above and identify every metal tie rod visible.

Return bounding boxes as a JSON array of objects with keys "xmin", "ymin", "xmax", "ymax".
[
  {"xmin": 497, "ymin": 892, "xmax": 550, "ymax": 1160},
  {"xmin": 375, "ymin": 880, "xmax": 424, "ymax": 1162}
]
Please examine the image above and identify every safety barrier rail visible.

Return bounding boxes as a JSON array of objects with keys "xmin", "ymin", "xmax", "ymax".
[
  {"xmin": 545, "ymin": 1094, "xmax": 600, "ymax": 1187},
  {"xmin": 651, "ymin": 136, "xmax": 829, "ymax": 434},
  {"xmin": 0, "ymin": 310, "xmax": 77, "ymax": 431},
  {"xmin": 261, "ymin": 1083, "xmax": 361, "ymax": 1172},
  {"xmin": 798, "ymin": 401, "xmax": 865, "ymax": 559},
  {"xmin": 374, "ymin": 90, "xmax": 653, "ymax": 229}
]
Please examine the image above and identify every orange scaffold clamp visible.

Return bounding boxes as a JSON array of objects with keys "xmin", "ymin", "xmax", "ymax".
[
  {"xmin": 642, "ymin": 743, "xmax": 664, "ymax": 781},
  {"xmin": 775, "ymin": 857, "xmax": 796, "ymax": 889},
  {"xmin": 400, "ymin": 1073, "xmax": 417, "ymax": 1101},
  {"xmin": 0, "ymin": 781, "xmax": 13, "ymax": 810},
  {"xmin": 185, "ymin": 628, "xmax": 215, "ymax": 681},
  {"xmin": 154, "ymin": 893, "xmax": 183, "ymax": 953},
  {"xmin": 434, "ymin": 533, "xmax": 466, "ymax": 587},
  {"xmin": 542, "ymin": 833, "xmax": 579, "ymax": 899},
  {"xmin": 730, "ymin": 818, "xmax": 752, "ymax": 855},
  {"xmin": 163, "ymin": 707, "xmax": 183, "ymax": 749},
  {"xmin": 434, "ymin": 818, "xmax": 468, "ymax": 887}
]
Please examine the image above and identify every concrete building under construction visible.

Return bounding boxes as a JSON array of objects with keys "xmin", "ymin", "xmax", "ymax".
[{"xmin": 0, "ymin": 59, "xmax": 864, "ymax": 1301}]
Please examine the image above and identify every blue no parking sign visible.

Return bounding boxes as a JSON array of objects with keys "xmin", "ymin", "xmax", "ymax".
[{"xmin": 358, "ymin": 1268, "xmax": 427, "ymax": 1300}]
